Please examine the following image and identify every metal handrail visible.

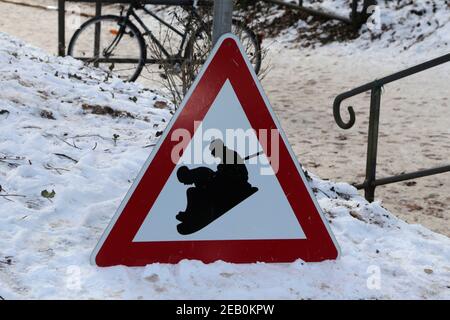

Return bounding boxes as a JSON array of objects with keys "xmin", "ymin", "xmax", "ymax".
[
  {"xmin": 332, "ymin": 53, "xmax": 450, "ymax": 202},
  {"xmin": 334, "ymin": 53, "xmax": 450, "ymax": 129}
]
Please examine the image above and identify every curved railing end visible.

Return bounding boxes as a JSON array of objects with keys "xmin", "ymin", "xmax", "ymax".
[{"xmin": 333, "ymin": 95, "xmax": 356, "ymax": 130}]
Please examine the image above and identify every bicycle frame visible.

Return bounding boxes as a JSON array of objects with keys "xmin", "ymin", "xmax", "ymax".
[{"xmin": 124, "ymin": 3, "xmax": 208, "ymax": 63}]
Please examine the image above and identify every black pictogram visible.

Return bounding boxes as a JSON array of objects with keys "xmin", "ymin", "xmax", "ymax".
[{"xmin": 176, "ymin": 139, "xmax": 259, "ymax": 235}]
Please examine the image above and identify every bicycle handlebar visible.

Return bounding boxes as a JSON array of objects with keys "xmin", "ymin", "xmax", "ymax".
[
  {"xmin": 140, "ymin": 0, "xmax": 192, "ymax": 4},
  {"xmin": 137, "ymin": 0, "xmax": 212, "ymax": 5},
  {"xmin": 85, "ymin": 0, "xmax": 212, "ymax": 6}
]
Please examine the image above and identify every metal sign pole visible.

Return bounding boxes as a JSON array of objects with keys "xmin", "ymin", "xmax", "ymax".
[{"xmin": 212, "ymin": 0, "xmax": 234, "ymax": 45}]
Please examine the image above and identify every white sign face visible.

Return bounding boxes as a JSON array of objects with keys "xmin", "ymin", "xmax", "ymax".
[{"xmin": 133, "ymin": 81, "xmax": 306, "ymax": 242}]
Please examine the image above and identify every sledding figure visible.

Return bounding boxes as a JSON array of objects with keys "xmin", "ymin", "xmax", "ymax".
[{"xmin": 176, "ymin": 139, "xmax": 259, "ymax": 235}]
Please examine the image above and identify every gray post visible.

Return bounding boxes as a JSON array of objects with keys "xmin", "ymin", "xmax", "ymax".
[
  {"xmin": 212, "ymin": 0, "xmax": 234, "ymax": 45},
  {"xmin": 58, "ymin": 0, "xmax": 65, "ymax": 56}
]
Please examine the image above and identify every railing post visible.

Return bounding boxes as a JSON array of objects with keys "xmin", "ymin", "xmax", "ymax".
[
  {"xmin": 212, "ymin": 0, "xmax": 234, "ymax": 45},
  {"xmin": 94, "ymin": 0, "xmax": 102, "ymax": 67},
  {"xmin": 364, "ymin": 85, "xmax": 382, "ymax": 202},
  {"xmin": 58, "ymin": 0, "xmax": 66, "ymax": 56}
]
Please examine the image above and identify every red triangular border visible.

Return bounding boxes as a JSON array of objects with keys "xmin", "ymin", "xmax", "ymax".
[{"xmin": 93, "ymin": 35, "xmax": 339, "ymax": 266}]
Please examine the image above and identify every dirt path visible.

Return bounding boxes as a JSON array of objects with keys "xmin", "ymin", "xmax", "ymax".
[
  {"xmin": 262, "ymin": 42, "xmax": 450, "ymax": 236},
  {"xmin": 1, "ymin": 0, "xmax": 449, "ymax": 236}
]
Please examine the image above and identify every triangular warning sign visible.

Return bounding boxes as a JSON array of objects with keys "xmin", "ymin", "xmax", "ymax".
[{"xmin": 92, "ymin": 34, "xmax": 339, "ymax": 267}]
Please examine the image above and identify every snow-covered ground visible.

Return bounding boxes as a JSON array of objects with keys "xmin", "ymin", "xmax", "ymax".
[
  {"xmin": 275, "ymin": 0, "xmax": 450, "ymax": 53},
  {"xmin": 1, "ymin": 0, "xmax": 450, "ymax": 237},
  {"xmin": 0, "ymin": 33, "xmax": 449, "ymax": 299}
]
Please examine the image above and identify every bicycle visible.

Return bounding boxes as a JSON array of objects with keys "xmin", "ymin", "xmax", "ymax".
[{"xmin": 68, "ymin": 0, "xmax": 262, "ymax": 99}]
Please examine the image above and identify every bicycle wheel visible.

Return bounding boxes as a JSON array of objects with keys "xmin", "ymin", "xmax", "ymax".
[
  {"xmin": 231, "ymin": 20, "xmax": 262, "ymax": 74},
  {"xmin": 184, "ymin": 19, "xmax": 262, "ymax": 82},
  {"xmin": 68, "ymin": 15, "xmax": 147, "ymax": 82}
]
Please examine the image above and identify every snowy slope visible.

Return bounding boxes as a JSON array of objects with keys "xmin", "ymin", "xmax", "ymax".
[
  {"xmin": 352, "ymin": 0, "xmax": 450, "ymax": 53},
  {"xmin": 0, "ymin": 32, "xmax": 449, "ymax": 299},
  {"xmin": 274, "ymin": 0, "xmax": 450, "ymax": 54}
]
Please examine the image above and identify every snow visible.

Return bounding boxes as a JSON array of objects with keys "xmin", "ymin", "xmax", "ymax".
[
  {"xmin": 276, "ymin": 0, "xmax": 450, "ymax": 55},
  {"xmin": 352, "ymin": 0, "xmax": 450, "ymax": 54},
  {"xmin": 0, "ymin": 31, "xmax": 449, "ymax": 299}
]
